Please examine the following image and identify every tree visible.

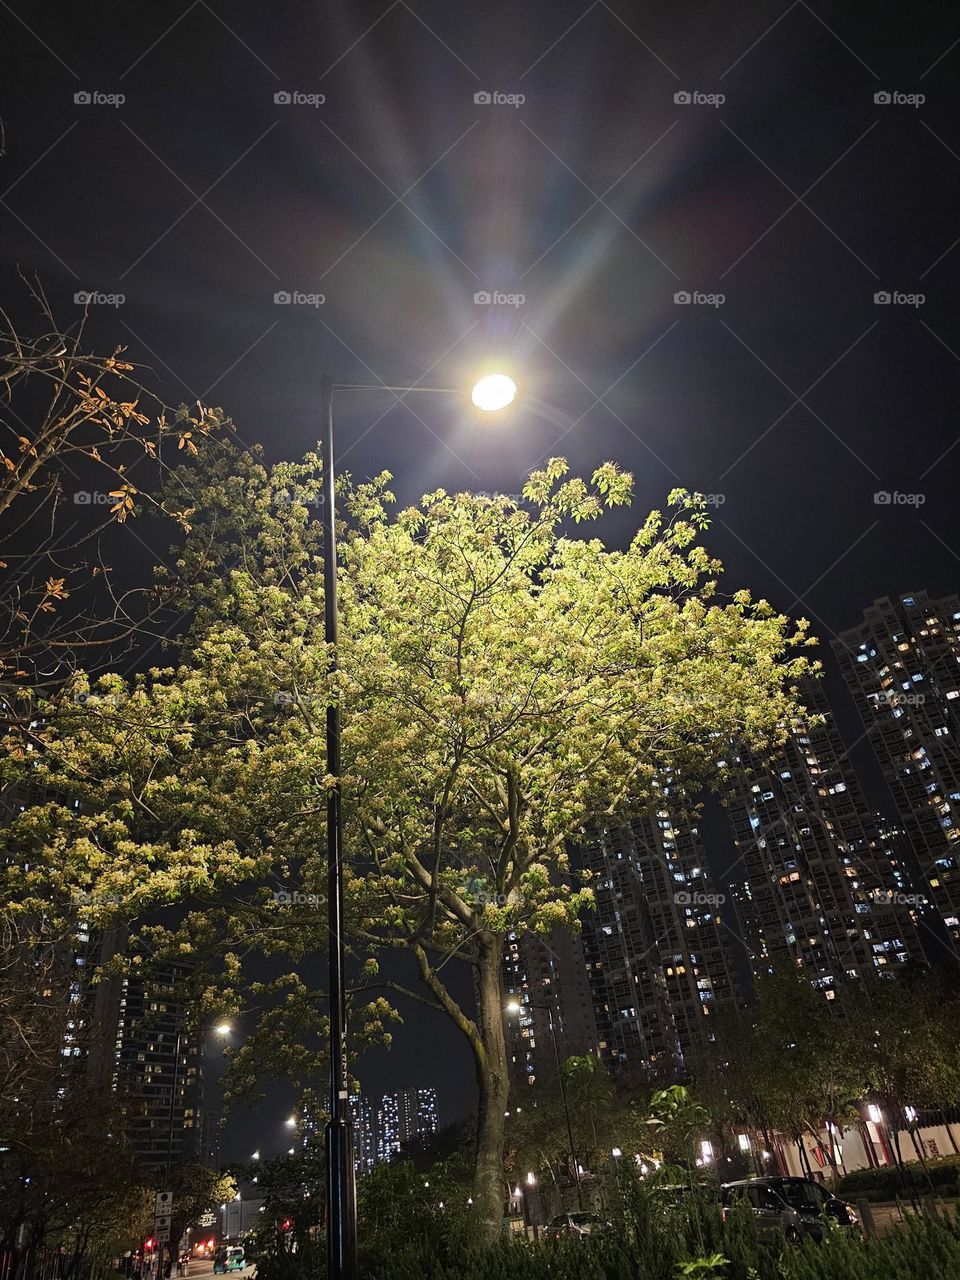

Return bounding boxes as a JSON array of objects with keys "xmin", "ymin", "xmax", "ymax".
[
  {"xmin": 746, "ymin": 971, "xmax": 868, "ymax": 1187},
  {"xmin": 7, "ymin": 447, "xmax": 814, "ymax": 1241},
  {"xmin": 0, "ymin": 288, "xmax": 231, "ymax": 701},
  {"xmin": 848, "ymin": 968, "xmax": 960, "ymax": 1188}
]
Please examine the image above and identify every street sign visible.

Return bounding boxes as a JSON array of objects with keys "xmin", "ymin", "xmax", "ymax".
[
  {"xmin": 154, "ymin": 1215, "xmax": 172, "ymax": 1234},
  {"xmin": 154, "ymin": 1227, "xmax": 171, "ymax": 1244},
  {"xmin": 198, "ymin": 1212, "xmax": 216, "ymax": 1228},
  {"xmin": 155, "ymin": 1191, "xmax": 174, "ymax": 1214}
]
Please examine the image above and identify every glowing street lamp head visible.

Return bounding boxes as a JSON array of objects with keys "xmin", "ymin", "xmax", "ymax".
[
  {"xmin": 505, "ymin": 999, "xmax": 522, "ymax": 1015},
  {"xmin": 471, "ymin": 373, "xmax": 518, "ymax": 412},
  {"xmin": 214, "ymin": 1022, "xmax": 233, "ymax": 1036}
]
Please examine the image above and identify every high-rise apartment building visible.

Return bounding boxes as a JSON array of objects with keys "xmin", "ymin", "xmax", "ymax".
[
  {"xmin": 575, "ymin": 786, "xmax": 741, "ymax": 1081},
  {"xmin": 375, "ymin": 1086, "xmax": 439, "ymax": 1162},
  {"xmin": 3, "ymin": 783, "xmax": 207, "ymax": 1174},
  {"xmin": 835, "ymin": 591, "xmax": 960, "ymax": 948},
  {"xmin": 723, "ymin": 679, "xmax": 917, "ymax": 992},
  {"xmin": 109, "ymin": 957, "xmax": 205, "ymax": 1172},
  {"xmin": 502, "ymin": 928, "xmax": 599, "ymax": 1090},
  {"xmin": 348, "ymin": 1092, "xmax": 378, "ymax": 1173}
]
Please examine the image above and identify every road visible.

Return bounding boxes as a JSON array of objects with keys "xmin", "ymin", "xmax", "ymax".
[{"xmin": 185, "ymin": 1262, "xmax": 256, "ymax": 1279}]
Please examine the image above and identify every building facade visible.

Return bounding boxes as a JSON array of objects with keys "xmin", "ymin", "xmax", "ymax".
[
  {"xmin": 348, "ymin": 1092, "xmax": 379, "ymax": 1173},
  {"xmin": 502, "ymin": 927, "xmax": 599, "ymax": 1091},
  {"xmin": 835, "ymin": 591, "xmax": 960, "ymax": 948},
  {"xmin": 3, "ymin": 783, "xmax": 207, "ymax": 1175},
  {"xmin": 575, "ymin": 785, "xmax": 741, "ymax": 1081},
  {"xmin": 108, "ymin": 954, "xmax": 205, "ymax": 1172},
  {"xmin": 374, "ymin": 1086, "xmax": 439, "ymax": 1163},
  {"xmin": 723, "ymin": 679, "xmax": 917, "ymax": 992}
]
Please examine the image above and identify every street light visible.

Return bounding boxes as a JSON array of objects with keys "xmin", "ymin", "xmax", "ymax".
[
  {"xmin": 471, "ymin": 373, "xmax": 518, "ymax": 411},
  {"xmin": 505, "ymin": 994, "xmax": 583, "ymax": 1209},
  {"xmin": 319, "ymin": 371, "xmax": 519, "ymax": 1280}
]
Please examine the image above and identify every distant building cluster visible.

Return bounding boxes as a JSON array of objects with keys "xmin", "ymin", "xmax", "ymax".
[
  {"xmin": 348, "ymin": 1086, "xmax": 439, "ymax": 1173},
  {"xmin": 502, "ymin": 591, "xmax": 960, "ymax": 1086}
]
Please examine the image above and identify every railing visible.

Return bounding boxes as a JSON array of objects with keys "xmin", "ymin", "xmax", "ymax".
[{"xmin": 0, "ymin": 1249, "xmax": 111, "ymax": 1280}]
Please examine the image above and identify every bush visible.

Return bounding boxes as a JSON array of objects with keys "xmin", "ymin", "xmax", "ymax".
[
  {"xmin": 254, "ymin": 1162, "xmax": 960, "ymax": 1279},
  {"xmin": 836, "ymin": 1153, "xmax": 960, "ymax": 1203}
]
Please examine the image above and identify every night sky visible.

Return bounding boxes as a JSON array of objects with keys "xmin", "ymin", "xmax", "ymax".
[{"xmin": 2, "ymin": 0, "xmax": 959, "ymax": 1160}]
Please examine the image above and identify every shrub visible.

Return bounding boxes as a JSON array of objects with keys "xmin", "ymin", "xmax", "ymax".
[{"xmin": 836, "ymin": 1153, "xmax": 960, "ymax": 1203}]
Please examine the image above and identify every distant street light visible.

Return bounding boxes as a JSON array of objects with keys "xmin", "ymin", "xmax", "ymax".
[{"xmin": 318, "ymin": 370, "xmax": 520, "ymax": 1280}]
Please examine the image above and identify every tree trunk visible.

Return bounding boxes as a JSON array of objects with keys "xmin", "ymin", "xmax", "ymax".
[{"xmin": 472, "ymin": 932, "xmax": 510, "ymax": 1242}]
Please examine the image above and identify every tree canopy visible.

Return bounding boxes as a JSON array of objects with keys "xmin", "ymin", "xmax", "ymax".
[{"xmin": 4, "ymin": 441, "xmax": 815, "ymax": 1239}]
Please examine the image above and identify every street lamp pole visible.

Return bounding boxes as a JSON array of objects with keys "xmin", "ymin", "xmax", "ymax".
[
  {"xmin": 321, "ymin": 375, "xmax": 357, "ymax": 1280},
  {"xmin": 543, "ymin": 1001, "xmax": 583, "ymax": 1211},
  {"xmin": 319, "ymin": 372, "xmax": 518, "ymax": 1280},
  {"xmin": 507, "ymin": 997, "xmax": 582, "ymax": 1209}
]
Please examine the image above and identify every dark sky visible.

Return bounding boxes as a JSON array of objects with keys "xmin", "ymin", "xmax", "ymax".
[{"xmin": 3, "ymin": 0, "xmax": 959, "ymax": 1157}]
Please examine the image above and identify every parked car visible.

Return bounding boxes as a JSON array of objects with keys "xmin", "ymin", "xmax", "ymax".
[
  {"xmin": 547, "ymin": 1211, "xmax": 607, "ymax": 1239},
  {"xmin": 650, "ymin": 1182, "xmax": 716, "ymax": 1206},
  {"xmin": 720, "ymin": 1177, "xmax": 862, "ymax": 1244}
]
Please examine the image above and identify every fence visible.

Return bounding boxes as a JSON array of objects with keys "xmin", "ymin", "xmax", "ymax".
[{"xmin": 0, "ymin": 1248, "xmax": 112, "ymax": 1280}]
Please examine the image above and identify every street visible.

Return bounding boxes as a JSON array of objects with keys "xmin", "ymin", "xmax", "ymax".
[{"xmin": 185, "ymin": 1261, "xmax": 256, "ymax": 1279}]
